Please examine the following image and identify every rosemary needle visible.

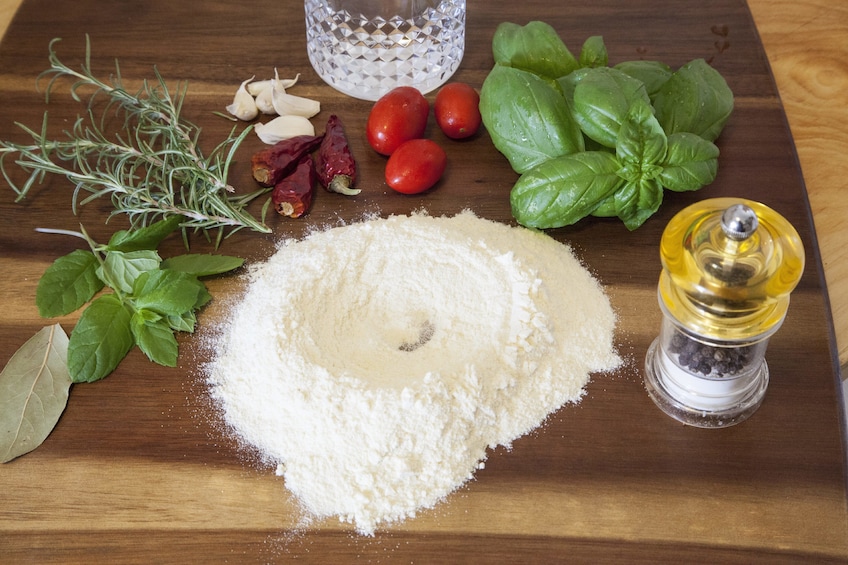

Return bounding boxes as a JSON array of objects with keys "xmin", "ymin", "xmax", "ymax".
[{"xmin": 0, "ymin": 36, "xmax": 272, "ymax": 236}]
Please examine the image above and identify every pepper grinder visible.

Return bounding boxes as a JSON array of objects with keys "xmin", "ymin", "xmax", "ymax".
[{"xmin": 644, "ymin": 197, "xmax": 805, "ymax": 428}]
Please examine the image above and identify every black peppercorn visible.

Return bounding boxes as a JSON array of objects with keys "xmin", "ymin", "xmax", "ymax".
[{"xmin": 668, "ymin": 330, "xmax": 753, "ymax": 377}]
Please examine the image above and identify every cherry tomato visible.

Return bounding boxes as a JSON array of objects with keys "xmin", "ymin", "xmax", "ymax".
[
  {"xmin": 366, "ymin": 86, "xmax": 430, "ymax": 156},
  {"xmin": 385, "ymin": 139, "xmax": 447, "ymax": 194},
  {"xmin": 434, "ymin": 82, "xmax": 482, "ymax": 140}
]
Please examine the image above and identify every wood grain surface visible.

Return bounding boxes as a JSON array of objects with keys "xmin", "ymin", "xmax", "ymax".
[
  {"xmin": 747, "ymin": 0, "xmax": 848, "ymax": 377},
  {"xmin": 0, "ymin": 0, "xmax": 846, "ymax": 563}
]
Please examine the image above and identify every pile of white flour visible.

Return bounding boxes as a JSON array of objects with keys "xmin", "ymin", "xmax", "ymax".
[{"xmin": 206, "ymin": 211, "xmax": 620, "ymax": 535}]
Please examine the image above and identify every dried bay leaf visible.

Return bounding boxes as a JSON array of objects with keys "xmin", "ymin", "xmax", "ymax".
[{"xmin": 1, "ymin": 323, "xmax": 72, "ymax": 463}]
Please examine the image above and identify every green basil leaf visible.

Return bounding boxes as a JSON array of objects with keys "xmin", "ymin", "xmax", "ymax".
[
  {"xmin": 590, "ymin": 194, "xmax": 618, "ymax": 217},
  {"xmin": 1, "ymin": 324, "xmax": 71, "ymax": 463},
  {"xmin": 510, "ymin": 151, "xmax": 624, "ymax": 229},
  {"xmin": 660, "ymin": 132, "xmax": 720, "ymax": 191},
  {"xmin": 131, "ymin": 313, "xmax": 178, "ymax": 367},
  {"xmin": 653, "ymin": 58, "xmax": 734, "ymax": 142},
  {"xmin": 480, "ymin": 64, "xmax": 584, "ymax": 174},
  {"xmin": 68, "ymin": 294, "xmax": 134, "ymax": 383},
  {"xmin": 613, "ymin": 178, "xmax": 664, "ymax": 230},
  {"xmin": 106, "ymin": 215, "xmax": 183, "ymax": 252},
  {"xmin": 571, "ymin": 67, "xmax": 652, "ymax": 148},
  {"xmin": 579, "ymin": 35, "xmax": 608, "ymax": 68},
  {"xmin": 160, "ymin": 254, "xmax": 244, "ymax": 277},
  {"xmin": 492, "ymin": 21, "xmax": 579, "ymax": 79},
  {"xmin": 618, "ymin": 161, "xmax": 663, "ymax": 184},
  {"xmin": 613, "ymin": 60, "xmax": 673, "ymax": 98},
  {"xmin": 616, "ymin": 98, "xmax": 668, "ymax": 177},
  {"xmin": 36, "ymin": 249, "xmax": 104, "ymax": 318},
  {"xmin": 99, "ymin": 249, "xmax": 161, "ymax": 294},
  {"xmin": 133, "ymin": 270, "xmax": 206, "ymax": 317}
]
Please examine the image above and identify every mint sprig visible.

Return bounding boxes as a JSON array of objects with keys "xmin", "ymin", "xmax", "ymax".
[{"xmin": 35, "ymin": 217, "xmax": 243, "ymax": 383}]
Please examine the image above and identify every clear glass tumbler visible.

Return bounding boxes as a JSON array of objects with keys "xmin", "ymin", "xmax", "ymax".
[{"xmin": 304, "ymin": 0, "xmax": 466, "ymax": 101}]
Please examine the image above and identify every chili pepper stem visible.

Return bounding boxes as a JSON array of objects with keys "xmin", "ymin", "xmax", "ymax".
[{"xmin": 328, "ymin": 175, "xmax": 360, "ymax": 196}]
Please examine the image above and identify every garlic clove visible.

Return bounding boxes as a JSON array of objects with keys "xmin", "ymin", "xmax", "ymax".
[
  {"xmin": 254, "ymin": 115, "xmax": 316, "ymax": 144},
  {"xmin": 272, "ymin": 69, "xmax": 320, "ymax": 118},
  {"xmin": 246, "ymin": 73, "xmax": 300, "ymax": 97},
  {"xmin": 246, "ymin": 79, "xmax": 272, "ymax": 97},
  {"xmin": 254, "ymin": 83, "xmax": 276, "ymax": 115},
  {"xmin": 226, "ymin": 77, "xmax": 259, "ymax": 121}
]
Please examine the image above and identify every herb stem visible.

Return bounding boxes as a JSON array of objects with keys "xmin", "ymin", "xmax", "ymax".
[{"xmin": 34, "ymin": 227, "xmax": 87, "ymax": 240}]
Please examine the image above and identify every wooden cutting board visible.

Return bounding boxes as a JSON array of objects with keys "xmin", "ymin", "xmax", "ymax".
[{"xmin": 0, "ymin": 0, "xmax": 845, "ymax": 562}]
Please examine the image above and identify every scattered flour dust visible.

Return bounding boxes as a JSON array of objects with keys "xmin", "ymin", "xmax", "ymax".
[{"xmin": 206, "ymin": 211, "xmax": 620, "ymax": 535}]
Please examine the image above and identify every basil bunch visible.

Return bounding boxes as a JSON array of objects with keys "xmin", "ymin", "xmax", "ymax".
[
  {"xmin": 480, "ymin": 21, "xmax": 734, "ymax": 230},
  {"xmin": 36, "ymin": 216, "xmax": 243, "ymax": 383}
]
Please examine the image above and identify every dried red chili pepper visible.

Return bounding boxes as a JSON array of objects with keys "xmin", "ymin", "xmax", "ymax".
[
  {"xmin": 315, "ymin": 115, "xmax": 360, "ymax": 195},
  {"xmin": 251, "ymin": 134, "xmax": 324, "ymax": 187},
  {"xmin": 272, "ymin": 153, "xmax": 316, "ymax": 218}
]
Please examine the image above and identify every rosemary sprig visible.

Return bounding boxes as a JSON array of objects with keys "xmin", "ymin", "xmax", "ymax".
[{"xmin": 0, "ymin": 36, "xmax": 271, "ymax": 236}]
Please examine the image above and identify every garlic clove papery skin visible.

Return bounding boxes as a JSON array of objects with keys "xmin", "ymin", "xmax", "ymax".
[
  {"xmin": 254, "ymin": 83, "xmax": 276, "ymax": 115},
  {"xmin": 283, "ymin": 73, "xmax": 301, "ymax": 89},
  {"xmin": 254, "ymin": 115, "xmax": 316, "ymax": 144},
  {"xmin": 226, "ymin": 77, "xmax": 259, "ymax": 121},
  {"xmin": 272, "ymin": 70, "xmax": 320, "ymax": 118}
]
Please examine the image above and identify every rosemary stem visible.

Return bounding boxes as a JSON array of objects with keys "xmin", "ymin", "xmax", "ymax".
[
  {"xmin": 34, "ymin": 227, "xmax": 87, "ymax": 239},
  {"xmin": 1, "ymin": 36, "xmax": 270, "ymax": 237}
]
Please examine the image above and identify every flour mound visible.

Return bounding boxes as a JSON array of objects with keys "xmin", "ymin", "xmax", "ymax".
[{"xmin": 207, "ymin": 211, "xmax": 620, "ymax": 534}]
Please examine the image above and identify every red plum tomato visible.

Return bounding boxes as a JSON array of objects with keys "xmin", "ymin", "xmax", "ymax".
[
  {"xmin": 366, "ymin": 86, "xmax": 430, "ymax": 156},
  {"xmin": 385, "ymin": 139, "xmax": 447, "ymax": 194},
  {"xmin": 434, "ymin": 82, "xmax": 481, "ymax": 139}
]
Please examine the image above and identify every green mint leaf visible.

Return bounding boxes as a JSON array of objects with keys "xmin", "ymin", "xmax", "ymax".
[
  {"xmin": 68, "ymin": 294, "xmax": 134, "ymax": 383},
  {"xmin": 193, "ymin": 284, "xmax": 212, "ymax": 310},
  {"xmin": 98, "ymin": 250, "xmax": 161, "ymax": 294},
  {"xmin": 132, "ymin": 270, "xmax": 207, "ymax": 317},
  {"xmin": 167, "ymin": 311, "xmax": 197, "ymax": 333},
  {"xmin": 131, "ymin": 313, "xmax": 178, "ymax": 367},
  {"xmin": 160, "ymin": 254, "xmax": 244, "ymax": 277},
  {"xmin": 135, "ymin": 308, "xmax": 163, "ymax": 324},
  {"xmin": 106, "ymin": 215, "xmax": 183, "ymax": 252},
  {"xmin": 36, "ymin": 249, "xmax": 104, "ymax": 318}
]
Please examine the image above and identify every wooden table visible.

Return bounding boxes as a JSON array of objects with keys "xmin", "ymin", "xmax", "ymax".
[
  {"xmin": 747, "ymin": 0, "xmax": 848, "ymax": 379},
  {"xmin": 1, "ymin": 0, "xmax": 846, "ymax": 562}
]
